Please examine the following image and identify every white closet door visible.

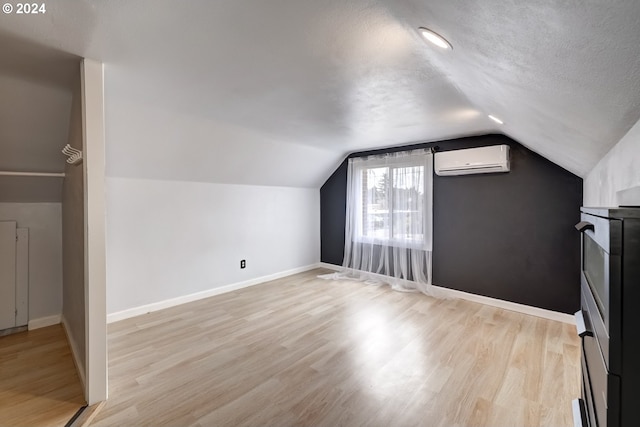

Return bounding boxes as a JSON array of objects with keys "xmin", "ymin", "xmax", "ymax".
[
  {"xmin": 0, "ymin": 221, "xmax": 17, "ymax": 330},
  {"xmin": 16, "ymin": 228, "xmax": 29, "ymax": 327}
]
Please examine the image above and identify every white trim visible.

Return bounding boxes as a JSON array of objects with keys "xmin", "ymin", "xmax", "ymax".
[
  {"xmin": 28, "ymin": 314, "xmax": 61, "ymax": 330},
  {"xmin": 62, "ymin": 315, "xmax": 86, "ymax": 388},
  {"xmin": 432, "ymin": 285, "xmax": 575, "ymax": 324},
  {"xmin": 82, "ymin": 58, "xmax": 108, "ymax": 405},
  {"xmin": 319, "ymin": 262, "xmax": 341, "ymax": 271},
  {"xmin": 316, "ymin": 262, "xmax": 575, "ymax": 324},
  {"xmin": 107, "ymin": 263, "xmax": 322, "ymax": 323}
]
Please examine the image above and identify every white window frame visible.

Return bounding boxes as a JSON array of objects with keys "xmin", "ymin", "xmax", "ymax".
[{"xmin": 353, "ymin": 154, "xmax": 429, "ymax": 250}]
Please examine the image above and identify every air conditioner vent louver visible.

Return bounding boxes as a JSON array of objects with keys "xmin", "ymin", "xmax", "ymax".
[{"xmin": 434, "ymin": 145, "xmax": 510, "ymax": 176}]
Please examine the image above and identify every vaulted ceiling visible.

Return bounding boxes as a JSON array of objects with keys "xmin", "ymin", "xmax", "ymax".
[{"xmin": 1, "ymin": 0, "xmax": 640, "ymax": 190}]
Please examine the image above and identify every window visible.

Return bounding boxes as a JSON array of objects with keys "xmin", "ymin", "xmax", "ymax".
[
  {"xmin": 353, "ymin": 154, "xmax": 428, "ymax": 249},
  {"xmin": 340, "ymin": 149, "xmax": 433, "ymax": 288}
]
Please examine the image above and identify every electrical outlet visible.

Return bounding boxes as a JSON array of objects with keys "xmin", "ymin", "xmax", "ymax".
[{"xmin": 240, "ymin": 259, "xmax": 246, "ymax": 269}]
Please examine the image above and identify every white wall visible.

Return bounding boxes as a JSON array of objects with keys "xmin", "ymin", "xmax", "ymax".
[
  {"xmin": 0, "ymin": 203, "xmax": 62, "ymax": 320},
  {"xmin": 105, "ymin": 177, "xmax": 320, "ymax": 314},
  {"xmin": 584, "ymin": 118, "xmax": 640, "ymax": 206},
  {"xmin": 62, "ymin": 71, "xmax": 85, "ymax": 382}
]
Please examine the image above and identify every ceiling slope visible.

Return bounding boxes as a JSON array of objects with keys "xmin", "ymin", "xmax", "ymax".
[
  {"xmin": 385, "ymin": 0, "xmax": 640, "ymax": 177},
  {"xmin": 0, "ymin": 31, "xmax": 79, "ymax": 173},
  {"xmin": 1, "ymin": 0, "xmax": 639, "ymax": 188},
  {"xmin": 0, "ymin": 30, "xmax": 80, "ymax": 202}
]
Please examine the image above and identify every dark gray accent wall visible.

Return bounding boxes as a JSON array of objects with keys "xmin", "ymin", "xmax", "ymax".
[
  {"xmin": 320, "ymin": 160, "xmax": 348, "ymax": 266},
  {"xmin": 320, "ymin": 134, "xmax": 583, "ymax": 314}
]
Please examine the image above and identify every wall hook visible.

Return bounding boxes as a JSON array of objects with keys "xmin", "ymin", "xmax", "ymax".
[{"xmin": 62, "ymin": 144, "xmax": 83, "ymax": 165}]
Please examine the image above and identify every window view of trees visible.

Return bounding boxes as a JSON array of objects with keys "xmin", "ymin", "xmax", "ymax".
[
  {"xmin": 360, "ymin": 165, "xmax": 425, "ymax": 245},
  {"xmin": 362, "ymin": 167, "xmax": 389, "ymax": 239}
]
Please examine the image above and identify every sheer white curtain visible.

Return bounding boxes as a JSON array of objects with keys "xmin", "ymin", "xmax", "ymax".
[{"xmin": 322, "ymin": 149, "xmax": 438, "ymax": 296}]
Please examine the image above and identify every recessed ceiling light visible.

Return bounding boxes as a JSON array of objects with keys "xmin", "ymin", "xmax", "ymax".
[
  {"xmin": 488, "ymin": 115, "xmax": 504, "ymax": 125},
  {"xmin": 418, "ymin": 27, "xmax": 452, "ymax": 50}
]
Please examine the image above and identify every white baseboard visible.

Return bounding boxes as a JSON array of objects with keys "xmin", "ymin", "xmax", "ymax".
[
  {"xmin": 28, "ymin": 314, "xmax": 61, "ymax": 330},
  {"xmin": 319, "ymin": 262, "xmax": 341, "ymax": 271},
  {"xmin": 317, "ymin": 262, "xmax": 574, "ymax": 324},
  {"xmin": 61, "ymin": 315, "xmax": 86, "ymax": 389},
  {"xmin": 433, "ymin": 286, "xmax": 575, "ymax": 324},
  {"xmin": 107, "ymin": 263, "xmax": 323, "ymax": 323}
]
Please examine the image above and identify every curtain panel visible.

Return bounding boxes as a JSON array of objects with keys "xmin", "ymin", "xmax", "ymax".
[{"xmin": 322, "ymin": 149, "xmax": 437, "ymax": 296}]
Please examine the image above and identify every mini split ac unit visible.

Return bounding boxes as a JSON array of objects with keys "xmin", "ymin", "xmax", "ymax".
[{"xmin": 434, "ymin": 145, "xmax": 510, "ymax": 176}]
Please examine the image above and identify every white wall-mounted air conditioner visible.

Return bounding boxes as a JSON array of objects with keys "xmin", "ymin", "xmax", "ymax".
[{"xmin": 434, "ymin": 145, "xmax": 510, "ymax": 176}]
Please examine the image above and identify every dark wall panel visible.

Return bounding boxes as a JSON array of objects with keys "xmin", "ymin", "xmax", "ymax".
[
  {"xmin": 320, "ymin": 160, "xmax": 348, "ymax": 266},
  {"xmin": 320, "ymin": 134, "xmax": 583, "ymax": 314}
]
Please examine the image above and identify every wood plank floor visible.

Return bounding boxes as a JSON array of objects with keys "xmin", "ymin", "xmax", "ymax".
[
  {"xmin": 0, "ymin": 324, "xmax": 86, "ymax": 427},
  {"xmin": 92, "ymin": 268, "xmax": 581, "ymax": 427}
]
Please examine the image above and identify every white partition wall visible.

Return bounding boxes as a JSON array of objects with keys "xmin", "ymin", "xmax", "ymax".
[
  {"xmin": 82, "ymin": 58, "xmax": 108, "ymax": 405},
  {"xmin": 584, "ymin": 118, "xmax": 640, "ymax": 206}
]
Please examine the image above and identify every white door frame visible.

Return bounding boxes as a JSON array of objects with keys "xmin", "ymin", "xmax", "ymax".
[{"xmin": 82, "ymin": 58, "xmax": 108, "ymax": 405}]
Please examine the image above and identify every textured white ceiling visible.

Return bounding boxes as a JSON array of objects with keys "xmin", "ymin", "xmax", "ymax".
[{"xmin": 1, "ymin": 0, "xmax": 640, "ymax": 189}]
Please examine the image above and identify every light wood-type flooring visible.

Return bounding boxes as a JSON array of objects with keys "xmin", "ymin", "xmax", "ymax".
[
  {"xmin": 0, "ymin": 324, "xmax": 85, "ymax": 427},
  {"xmin": 92, "ymin": 268, "xmax": 580, "ymax": 427}
]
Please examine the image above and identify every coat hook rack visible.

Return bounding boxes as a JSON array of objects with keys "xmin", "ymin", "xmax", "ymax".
[{"xmin": 62, "ymin": 144, "xmax": 83, "ymax": 165}]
